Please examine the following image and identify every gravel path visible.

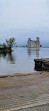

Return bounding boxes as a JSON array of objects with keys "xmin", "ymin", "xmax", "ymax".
[{"xmin": 0, "ymin": 72, "xmax": 49, "ymax": 111}]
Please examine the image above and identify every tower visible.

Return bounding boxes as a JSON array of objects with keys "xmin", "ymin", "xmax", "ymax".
[
  {"xmin": 27, "ymin": 38, "xmax": 31, "ymax": 48},
  {"xmin": 36, "ymin": 37, "xmax": 39, "ymax": 42}
]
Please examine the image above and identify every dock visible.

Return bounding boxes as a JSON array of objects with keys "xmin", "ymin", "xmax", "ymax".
[{"xmin": 34, "ymin": 58, "xmax": 49, "ymax": 71}]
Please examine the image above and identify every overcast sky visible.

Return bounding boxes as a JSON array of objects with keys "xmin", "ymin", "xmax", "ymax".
[{"xmin": 0, "ymin": 0, "xmax": 49, "ymax": 44}]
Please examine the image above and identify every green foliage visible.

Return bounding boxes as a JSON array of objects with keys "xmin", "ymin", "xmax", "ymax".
[
  {"xmin": 0, "ymin": 37, "xmax": 15, "ymax": 52},
  {"xmin": 2, "ymin": 43, "xmax": 7, "ymax": 48},
  {"xmin": 6, "ymin": 37, "xmax": 15, "ymax": 50},
  {"xmin": 0, "ymin": 44, "xmax": 2, "ymax": 47}
]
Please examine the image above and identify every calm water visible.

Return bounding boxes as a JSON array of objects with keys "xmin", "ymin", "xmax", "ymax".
[{"xmin": 0, "ymin": 47, "xmax": 49, "ymax": 75}]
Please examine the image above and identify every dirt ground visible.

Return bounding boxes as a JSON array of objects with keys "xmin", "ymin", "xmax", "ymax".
[{"xmin": 0, "ymin": 71, "xmax": 49, "ymax": 111}]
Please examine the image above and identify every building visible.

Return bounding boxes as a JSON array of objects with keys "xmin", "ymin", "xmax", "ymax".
[{"xmin": 27, "ymin": 37, "xmax": 40, "ymax": 48}]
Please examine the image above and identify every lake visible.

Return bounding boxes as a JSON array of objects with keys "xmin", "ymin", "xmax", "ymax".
[{"xmin": 0, "ymin": 47, "xmax": 49, "ymax": 75}]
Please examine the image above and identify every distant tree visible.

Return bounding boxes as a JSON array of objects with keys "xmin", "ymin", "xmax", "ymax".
[
  {"xmin": 6, "ymin": 37, "xmax": 15, "ymax": 51},
  {"xmin": 2, "ymin": 43, "xmax": 7, "ymax": 48},
  {"xmin": 0, "ymin": 44, "xmax": 2, "ymax": 47}
]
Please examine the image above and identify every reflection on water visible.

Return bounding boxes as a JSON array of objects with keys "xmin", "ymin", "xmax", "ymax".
[
  {"xmin": 27, "ymin": 48, "xmax": 40, "ymax": 57},
  {"xmin": 7, "ymin": 53, "xmax": 15, "ymax": 64},
  {"xmin": 0, "ymin": 52, "xmax": 15, "ymax": 64},
  {"xmin": 0, "ymin": 47, "xmax": 49, "ymax": 75}
]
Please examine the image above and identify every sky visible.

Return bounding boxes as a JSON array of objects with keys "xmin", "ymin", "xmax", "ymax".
[{"xmin": 0, "ymin": 0, "xmax": 49, "ymax": 45}]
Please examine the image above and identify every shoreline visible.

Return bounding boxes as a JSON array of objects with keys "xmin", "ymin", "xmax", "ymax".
[
  {"xmin": 0, "ymin": 71, "xmax": 47, "ymax": 78},
  {"xmin": 0, "ymin": 71, "xmax": 49, "ymax": 111},
  {"xmin": 0, "ymin": 71, "xmax": 37, "ymax": 78}
]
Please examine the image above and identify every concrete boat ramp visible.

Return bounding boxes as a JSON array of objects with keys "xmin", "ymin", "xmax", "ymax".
[{"xmin": 34, "ymin": 58, "xmax": 49, "ymax": 71}]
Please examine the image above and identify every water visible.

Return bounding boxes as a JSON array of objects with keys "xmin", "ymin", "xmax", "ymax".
[{"xmin": 0, "ymin": 47, "xmax": 49, "ymax": 75}]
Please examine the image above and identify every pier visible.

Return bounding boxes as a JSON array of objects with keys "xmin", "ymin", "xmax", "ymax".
[{"xmin": 34, "ymin": 58, "xmax": 49, "ymax": 71}]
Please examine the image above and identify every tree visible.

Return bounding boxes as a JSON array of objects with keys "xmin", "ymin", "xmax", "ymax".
[
  {"xmin": 0, "ymin": 44, "xmax": 2, "ymax": 48},
  {"xmin": 6, "ymin": 37, "xmax": 15, "ymax": 51},
  {"xmin": 2, "ymin": 43, "xmax": 7, "ymax": 48}
]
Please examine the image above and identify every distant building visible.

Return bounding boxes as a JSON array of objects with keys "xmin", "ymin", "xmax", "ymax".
[{"xmin": 27, "ymin": 37, "xmax": 40, "ymax": 48}]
